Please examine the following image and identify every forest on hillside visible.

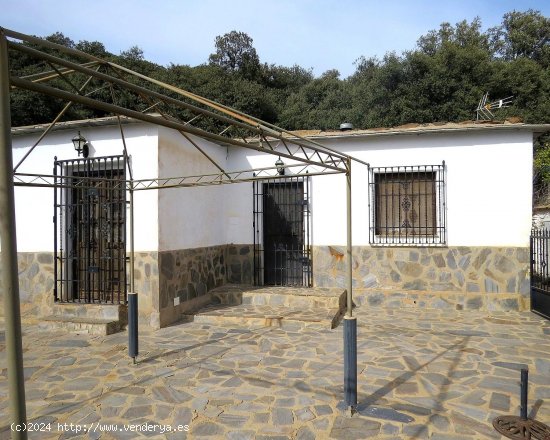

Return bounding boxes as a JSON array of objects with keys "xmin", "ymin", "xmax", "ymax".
[{"xmin": 6, "ymin": 9, "xmax": 550, "ymax": 195}]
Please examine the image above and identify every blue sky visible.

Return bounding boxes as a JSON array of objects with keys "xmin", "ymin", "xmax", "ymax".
[{"xmin": 3, "ymin": 0, "xmax": 550, "ymax": 78}]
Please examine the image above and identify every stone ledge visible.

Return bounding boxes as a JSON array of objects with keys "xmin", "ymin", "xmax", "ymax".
[
  {"xmin": 51, "ymin": 303, "xmax": 127, "ymax": 321},
  {"xmin": 39, "ymin": 316, "xmax": 122, "ymax": 335},
  {"xmin": 185, "ymin": 303, "xmax": 344, "ymax": 329},
  {"xmin": 353, "ymin": 289, "xmax": 529, "ymax": 312}
]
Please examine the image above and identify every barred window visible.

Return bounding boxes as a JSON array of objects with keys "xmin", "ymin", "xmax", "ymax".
[{"xmin": 368, "ymin": 163, "xmax": 446, "ymax": 245}]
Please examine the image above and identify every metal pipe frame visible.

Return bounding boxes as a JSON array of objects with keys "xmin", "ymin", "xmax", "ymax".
[
  {"xmin": 0, "ymin": 29, "xmax": 28, "ymax": 439},
  {"xmin": 2, "ymin": 24, "xmax": 347, "ymax": 160},
  {"xmin": 1, "ymin": 28, "xmax": 365, "ymax": 424},
  {"xmin": 13, "ymin": 68, "xmax": 100, "ymax": 172},
  {"xmin": 14, "ymin": 162, "xmax": 341, "ymax": 191},
  {"xmin": 6, "ymin": 34, "xmax": 350, "ymax": 171},
  {"xmin": 11, "ymin": 75, "xmax": 345, "ymax": 173},
  {"xmin": 112, "ymin": 112, "xmax": 135, "ymax": 294}
]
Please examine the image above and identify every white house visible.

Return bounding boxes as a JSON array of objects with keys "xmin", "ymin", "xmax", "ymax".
[{"xmin": 5, "ymin": 117, "xmax": 548, "ymax": 329}]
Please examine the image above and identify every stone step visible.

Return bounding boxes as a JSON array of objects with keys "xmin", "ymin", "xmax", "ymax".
[
  {"xmin": 41, "ymin": 303, "xmax": 127, "ymax": 335},
  {"xmin": 39, "ymin": 316, "xmax": 122, "ymax": 335},
  {"xmin": 185, "ymin": 304, "xmax": 344, "ymax": 330},
  {"xmin": 210, "ymin": 284, "xmax": 347, "ymax": 310},
  {"xmin": 51, "ymin": 303, "xmax": 127, "ymax": 321}
]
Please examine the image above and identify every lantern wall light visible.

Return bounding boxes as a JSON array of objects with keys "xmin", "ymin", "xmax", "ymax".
[
  {"xmin": 275, "ymin": 156, "xmax": 285, "ymax": 175},
  {"xmin": 72, "ymin": 131, "xmax": 89, "ymax": 158}
]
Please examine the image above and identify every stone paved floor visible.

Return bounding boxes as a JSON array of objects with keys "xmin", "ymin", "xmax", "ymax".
[{"xmin": 1, "ymin": 308, "xmax": 550, "ymax": 439}]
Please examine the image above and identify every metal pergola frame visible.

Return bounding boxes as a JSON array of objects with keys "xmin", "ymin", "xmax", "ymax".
[{"xmin": 0, "ymin": 27, "xmax": 362, "ymax": 436}]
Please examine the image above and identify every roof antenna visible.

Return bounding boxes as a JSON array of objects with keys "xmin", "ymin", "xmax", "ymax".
[{"xmin": 476, "ymin": 92, "xmax": 513, "ymax": 121}]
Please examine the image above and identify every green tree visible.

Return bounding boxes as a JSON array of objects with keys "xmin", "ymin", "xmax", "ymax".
[
  {"xmin": 281, "ymin": 69, "xmax": 353, "ymax": 130},
  {"xmin": 208, "ymin": 31, "xmax": 261, "ymax": 80},
  {"xmin": 489, "ymin": 9, "xmax": 550, "ymax": 66},
  {"xmin": 75, "ymin": 40, "xmax": 107, "ymax": 57}
]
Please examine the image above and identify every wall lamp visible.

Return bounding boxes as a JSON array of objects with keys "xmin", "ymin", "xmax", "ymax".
[
  {"xmin": 275, "ymin": 156, "xmax": 285, "ymax": 175},
  {"xmin": 72, "ymin": 131, "xmax": 89, "ymax": 158}
]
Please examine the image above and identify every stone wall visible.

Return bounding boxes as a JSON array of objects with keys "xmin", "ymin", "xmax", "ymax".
[
  {"xmin": 226, "ymin": 244, "xmax": 254, "ymax": 284},
  {"xmin": 159, "ymin": 246, "xmax": 225, "ymax": 307},
  {"xmin": 313, "ymin": 245, "xmax": 530, "ymax": 311},
  {"xmin": 133, "ymin": 252, "xmax": 159, "ymax": 329},
  {"xmin": 1, "ymin": 245, "xmax": 255, "ymax": 328},
  {"xmin": 0, "ymin": 252, "xmax": 55, "ymax": 321},
  {"xmin": 0, "ymin": 252, "xmax": 159, "ymax": 326},
  {"xmin": 156, "ymin": 244, "xmax": 253, "ymax": 327},
  {"xmin": 2, "ymin": 244, "xmax": 529, "ymax": 325}
]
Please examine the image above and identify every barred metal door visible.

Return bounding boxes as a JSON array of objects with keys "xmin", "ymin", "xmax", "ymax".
[
  {"xmin": 253, "ymin": 177, "xmax": 312, "ymax": 286},
  {"xmin": 531, "ymin": 229, "xmax": 550, "ymax": 320},
  {"xmin": 54, "ymin": 156, "xmax": 127, "ymax": 304}
]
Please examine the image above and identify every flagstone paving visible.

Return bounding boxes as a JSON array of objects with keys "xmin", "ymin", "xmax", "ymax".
[{"xmin": 1, "ymin": 308, "xmax": 549, "ymax": 439}]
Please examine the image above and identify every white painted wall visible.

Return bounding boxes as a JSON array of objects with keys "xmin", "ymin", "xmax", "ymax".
[
  {"xmin": 158, "ymin": 128, "xmax": 228, "ymax": 251},
  {"xmin": 226, "ymin": 130, "xmax": 534, "ymax": 247},
  {"xmin": 11, "ymin": 124, "xmax": 533, "ymax": 252},
  {"xmin": 11, "ymin": 123, "xmax": 159, "ymax": 252}
]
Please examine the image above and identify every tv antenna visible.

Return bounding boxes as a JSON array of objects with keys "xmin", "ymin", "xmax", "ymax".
[{"xmin": 476, "ymin": 92, "xmax": 513, "ymax": 121}]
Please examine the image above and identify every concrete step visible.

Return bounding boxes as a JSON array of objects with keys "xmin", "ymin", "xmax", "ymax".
[
  {"xmin": 185, "ymin": 304, "xmax": 344, "ymax": 330},
  {"xmin": 210, "ymin": 284, "xmax": 347, "ymax": 310},
  {"xmin": 41, "ymin": 303, "xmax": 127, "ymax": 335},
  {"xmin": 39, "ymin": 316, "xmax": 122, "ymax": 335}
]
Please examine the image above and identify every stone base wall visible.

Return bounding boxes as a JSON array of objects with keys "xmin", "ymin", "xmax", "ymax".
[
  {"xmin": 158, "ymin": 245, "xmax": 226, "ymax": 328},
  {"xmin": 353, "ymin": 289, "xmax": 529, "ymax": 312},
  {"xmin": 156, "ymin": 244, "xmax": 253, "ymax": 328},
  {"xmin": 133, "ymin": 252, "xmax": 159, "ymax": 329},
  {"xmin": 226, "ymin": 244, "xmax": 254, "ymax": 284},
  {"xmin": 1, "ymin": 245, "xmax": 255, "ymax": 328},
  {"xmin": 0, "ymin": 251, "xmax": 159, "ymax": 327},
  {"xmin": 0, "ymin": 252, "xmax": 55, "ymax": 321},
  {"xmin": 313, "ymin": 245, "xmax": 530, "ymax": 310},
  {"xmin": 3, "ymin": 245, "xmax": 529, "ymax": 325}
]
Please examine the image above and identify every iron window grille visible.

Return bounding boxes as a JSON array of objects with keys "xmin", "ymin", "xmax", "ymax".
[
  {"xmin": 253, "ymin": 176, "xmax": 312, "ymax": 287},
  {"xmin": 54, "ymin": 155, "xmax": 127, "ymax": 304},
  {"xmin": 368, "ymin": 163, "xmax": 446, "ymax": 246}
]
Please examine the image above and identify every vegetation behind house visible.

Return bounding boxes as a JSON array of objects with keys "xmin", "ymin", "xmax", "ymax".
[{"xmin": 6, "ymin": 9, "xmax": 550, "ymax": 201}]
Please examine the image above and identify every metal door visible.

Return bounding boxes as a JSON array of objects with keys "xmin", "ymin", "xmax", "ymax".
[
  {"xmin": 54, "ymin": 156, "xmax": 127, "ymax": 304},
  {"xmin": 531, "ymin": 229, "xmax": 550, "ymax": 320},
  {"xmin": 253, "ymin": 177, "xmax": 312, "ymax": 286}
]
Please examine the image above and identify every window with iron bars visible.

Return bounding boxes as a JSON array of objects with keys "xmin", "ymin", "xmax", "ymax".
[{"xmin": 368, "ymin": 163, "xmax": 446, "ymax": 246}]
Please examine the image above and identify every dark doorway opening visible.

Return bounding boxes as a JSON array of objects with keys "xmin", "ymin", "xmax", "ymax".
[
  {"xmin": 54, "ymin": 156, "xmax": 127, "ymax": 304},
  {"xmin": 253, "ymin": 177, "xmax": 312, "ymax": 286}
]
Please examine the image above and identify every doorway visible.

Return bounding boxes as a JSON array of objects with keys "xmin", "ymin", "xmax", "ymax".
[
  {"xmin": 253, "ymin": 177, "xmax": 312, "ymax": 286},
  {"xmin": 54, "ymin": 156, "xmax": 127, "ymax": 304}
]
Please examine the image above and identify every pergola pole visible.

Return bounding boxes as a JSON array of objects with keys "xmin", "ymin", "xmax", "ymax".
[
  {"xmin": 129, "ymin": 184, "xmax": 135, "ymax": 293},
  {"xmin": 125, "ymin": 147, "xmax": 137, "ymax": 364},
  {"xmin": 0, "ymin": 31, "xmax": 28, "ymax": 439},
  {"xmin": 344, "ymin": 158, "xmax": 357, "ymax": 412},
  {"xmin": 346, "ymin": 159, "xmax": 353, "ymax": 317}
]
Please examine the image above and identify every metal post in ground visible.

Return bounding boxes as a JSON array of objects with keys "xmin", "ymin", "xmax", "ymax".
[
  {"xmin": 520, "ymin": 368, "xmax": 528, "ymax": 421},
  {"xmin": 128, "ymin": 292, "xmax": 138, "ymax": 364},
  {"xmin": 342, "ymin": 158, "xmax": 357, "ymax": 413},
  {"xmin": 127, "ymin": 179, "xmax": 138, "ymax": 364},
  {"xmin": 493, "ymin": 367, "xmax": 550, "ymax": 438},
  {"xmin": 0, "ymin": 30, "xmax": 28, "ymax": 439}
]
